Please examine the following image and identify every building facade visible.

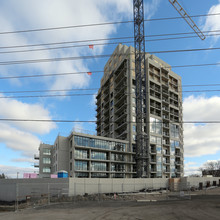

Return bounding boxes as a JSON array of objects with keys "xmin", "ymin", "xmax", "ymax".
[
  {"xmin": 96, "ymin": 44, "xmax": 184, "ymax": 178},
  {"xmin": 35, "ymin": 132, "xmax": 135, "ymax": 178}
]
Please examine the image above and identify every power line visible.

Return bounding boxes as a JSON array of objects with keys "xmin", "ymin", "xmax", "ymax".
[
  {"xmin": 0, "ymin": 58, "xmax": 219, "ymax": 81},
  {"xmin": 2, "ymin": 83, "xmax": 220, "ymax": 94},
  {"xmin": 0, "ymin": 88, "xmax": 99, "ymax": 94},
  {"xmin": 1, "ymin": 89, "xmax": 220, "ymax": 99},
  {"xmin": 0, "ymin": 12, "xmax": 219, "ymax": 35},
  {"xmin": 0, "ymin": 29, "xmax": 220, "ymax": 53},
  {"xmin": 1, "ymin": 33, "xmax": 220, "ymax": 55},
  {"xmin": 1, "ymin": 48, "xmax": 220, "ymax": 66},
  {"xmin": 0, "ymin": 71, "xmax": 104, "ymax": 80},
  {"xmin": 0, "ymin": 118, "xmax": 219, "ymax": 124}
]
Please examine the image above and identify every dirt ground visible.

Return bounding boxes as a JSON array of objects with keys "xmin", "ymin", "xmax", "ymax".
[{"xmin": 1, "ymin": 188, "xmax": 220, "ymax": 220}]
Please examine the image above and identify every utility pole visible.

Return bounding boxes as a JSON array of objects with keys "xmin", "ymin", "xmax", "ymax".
[{"xmin": 133, "ymin": 0, "xmax": 149, "ymax": 178}]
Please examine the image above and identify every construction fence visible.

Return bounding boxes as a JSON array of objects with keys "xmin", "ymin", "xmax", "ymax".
[{"xmin": 1, "ymin": 176, "xmax": 220, "ymax": 211}]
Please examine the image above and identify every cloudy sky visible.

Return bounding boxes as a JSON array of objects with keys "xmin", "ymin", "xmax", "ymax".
[{"xmin": 0, "ymin": 0, "xmax": 220, "ymax": 178}]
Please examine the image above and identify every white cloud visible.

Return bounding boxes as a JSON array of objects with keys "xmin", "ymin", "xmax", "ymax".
[
  {"xmin": 12, "ymin": 157, "xmax": 35, "ymax": 164},
  {"xmin": 145, "ymin": 0, "xmax": 161, "ymax": 20},
  {"xmin": 0, "ymin": 0, "xmax": 134, "ymax": 173},
  {"xmin": 184, "ymin": 161, "xmax": 200, "ymax": 176},
  {"xmin": 183, "ymin": 95, "xmax": 220, "ymax": 157},
  {"xmin": 0, "ymin": 0, "xmax": 132, "ymax": 91},
  {"xmin": 0, "ymin": 95, "xmax": 56, "ymax": 134},
  {"xmin": 101, "ymin": 0, "xmax": 133, "ymax": 19},
  {"xmin": 89, "ymin": 93, "xmax": 97, "ymax": 108},
  {"xmin": 0, "ymin": 164, "xmax": 36, "ymax": 178},
  {"xmin": 0, "ymin": 96, "xmax": 56, "ymax": 157},
  {"xmin": 0, "ymin": 123, "xmax": 40, "ymax": 157},
  {"xmin": 203, "ymin": 0, "xmax": 220, "ymax": 42}
]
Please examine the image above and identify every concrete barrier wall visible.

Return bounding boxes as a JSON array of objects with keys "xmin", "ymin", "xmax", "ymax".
[
  {"xmin": 69, "ymin": 178, "xmax": 169, "ymax": 196},
  {"xmin": 0, "ymin": 178, "xmax": 68, "ymax": 202},
  {"xmin": 1, "ymin": 177, "xmax": 220, "ymax": 201},
  {"xmin": 181, "ymin": 177, "xmax": 220, "ymax": 189}
]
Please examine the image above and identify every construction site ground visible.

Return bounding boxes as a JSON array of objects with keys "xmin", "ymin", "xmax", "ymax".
[{"xmin": 1, "ymin": 187, "xmax": 220, "ymax": 220}]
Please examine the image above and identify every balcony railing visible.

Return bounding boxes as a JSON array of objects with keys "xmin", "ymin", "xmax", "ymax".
[
  {"xmin": 34, "ymin": 163, "xmax": 39, "ymax": 168},
  {"xmin": 34, "ymin": 154, "xmax": 39, "ymax": 160}
]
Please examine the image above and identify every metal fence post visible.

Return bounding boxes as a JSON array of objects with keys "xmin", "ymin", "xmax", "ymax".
[
  {"xmin": 74, "ymin": 182, "xmax": 76, "ymax": 203},
  {"xmin": 15, "ymin": 183, "xmax": 19, "ymax": 212},
  {"xmin": 48, "ymin": 183, "xmax": 50, "ymax": 205}
]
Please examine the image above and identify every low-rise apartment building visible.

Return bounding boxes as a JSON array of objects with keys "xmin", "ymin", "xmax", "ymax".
[{"xmin": 35, "ymin": 132, "xmax": 135, "ymax": 178}]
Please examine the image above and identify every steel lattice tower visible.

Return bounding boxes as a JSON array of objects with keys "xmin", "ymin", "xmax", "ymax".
[{"xmin": 133, "ymin": 0, "xmax": 149, "ymax": 178}]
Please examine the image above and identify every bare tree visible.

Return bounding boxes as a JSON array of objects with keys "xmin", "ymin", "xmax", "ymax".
[
  {"xmin": 199, "ymin": 160, "xmax": 220, "ymax": 177},
  {"xmin": 0, "ymin": 173, "xmax": 6, "ymax": 179}
]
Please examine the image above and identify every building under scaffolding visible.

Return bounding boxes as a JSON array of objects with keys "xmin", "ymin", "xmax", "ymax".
[{"xmin": 96, "ymin": 44, "xmax": 184, "ymax": 178}]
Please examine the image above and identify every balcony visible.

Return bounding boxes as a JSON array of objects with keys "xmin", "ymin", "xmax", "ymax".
[
  {"xmin": 163, "ymin": 160, "xmax": 170, "ymax": 165},
  {"xmin": 175, "ymin": 161, "xmax": 181, "ymax": 166},
  {"xmin": 150, "ymin": 168, "xmax": 157, "ymax": 173},
  {"xmin": 162, "ymin": 107, "xmax": 169, "ymax": 113},
  {"xmin": 150, "ymin": 150, "xmax": 156, "ymax": 155},
  {"xmin": 150, "ymin": 158, "xmax": 157, "ymax": 164},
  {"xmin": 163, "ymin": 114, "xmax": 169, "ymax": 120},
  {"xmin": 163, "ymin": 132, "xmax": 169, "ymax": 137},
  {"xmin": 162, "ymin": 98, "xmax": 169, "ymax": 104},
  {"xmin": 163, "ymin": 123, "xmax": 169, "ymax": 129},
  {"xmin": 34, "ymin": 163, "xmax": 39, "ymax": 168},
  {"xmin": 34, "ymin": 154, "xmax": 39, "ymax": 160},
  {"xmin": 114, "ymin": 94, "xmax": 127, "ymax": 107},
  {"xmin": 175, "ymin": 152, "xmax": 181, "ymax": 157},
  {"xmin": 115, "ymin": 121, "xmax": 127, "ymax": 131},
  {"xmin": 163, "ymin": 151, "xmax": 170, "ymax": 156}
]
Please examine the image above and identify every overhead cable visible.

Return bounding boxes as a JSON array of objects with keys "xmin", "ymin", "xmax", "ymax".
[{"xmin": 0, "ymin": 12, "xmax": 219, "ymax": 35}]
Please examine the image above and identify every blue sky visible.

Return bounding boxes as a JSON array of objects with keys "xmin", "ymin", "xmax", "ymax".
[{"xmin": 0, "ymin": 0, "xmax": 220, "ymax": 177}]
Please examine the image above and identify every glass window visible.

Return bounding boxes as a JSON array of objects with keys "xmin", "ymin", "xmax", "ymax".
[
  {"xmin": 43, "ymin": 158, "xmax": 51, "ymax": 164},
  {"xmin": 150, "ymin": 136, "xmax": 156, "ymax": 143},
  {"xmin": 133, "ymin": 135, "xmax": 136, "ymax": 141},
  {"xmin": 75, "ymin": 161, "xmax": 88, "ymax": 171},
  {"xmin": 74, "ymin": 136, "xmax": 125, "ymax": 152},
  {"xmin": 150, "ymin": 117, "xmax": 162, "ymax": 135},
  {"xmin": 133, "ymin": 125, "xmax": 136, "ymax": 132},
  {"xmin": 75, "ymin": 149, "xmax": 88, "ymax": 159},
  {"xmin": 111, "ymin": 163, "xmax": 125, "ymax": 171},
  {"xmin": 91, "ymin": 173, "xmax": 108, "ymax": 178},
  {"xmin": 43, "ymin": 167, "xmax": 51, "ymax": 173},
  {"xmin": 132, "ymin": 106, "xmax": 136, "ymax": 113},
  {"xmin": 110, "ymin": 100, "xmax": 114, "ymax": 107},
  {"xmin": 43, "ymin": 148, "xmax": 51, "ymax": 155},
  {"xmin": 132, "ymin": 116, "xmax": 136, "ymax": 122},
  {"xmin": 75, "ymin": 172, "xmax": 89, "ymax": 178},
  {"xmin": 157, "ymin": 166, "xmax": 162, "ymax": 172},
  {"xmin": 156, "ymin": 145, "xmax": 162, "ymax": 154},
  {"xmin": 157, "ymin": 156, "xmax": 162, "ymax": 164},
  {"xmin": 170, "ymin": 158, "xmax": 175, "ymax": 166},
  {"xmin": 91, "ymin": 151, "xmax": 107, "ymax": 160},
  {"xmin": 156, "ymin": 137, "xmax": 161, "ymax": 145},
  {"xmin": 111, "ymin": 153, "xmax": 125, "ymax": 162},
  {"xmin": 170, "ymin": 124, "xmax": 179, "ymax": 138},
  {"xmin": 91, "ymin": 162, "xmax": 107, "ymax": 171}
]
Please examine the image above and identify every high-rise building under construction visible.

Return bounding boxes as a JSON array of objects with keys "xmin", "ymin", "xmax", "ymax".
[{"xmin": 96, "ymin": 44, "xmax": 184, "ymax": 178}]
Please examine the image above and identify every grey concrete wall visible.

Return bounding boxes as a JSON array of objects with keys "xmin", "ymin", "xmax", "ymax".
[
  {"xmin": 69, "ymin": 178, "xmax": 168, "ymax": 196},
  {"xmin": 1, "ymin": 177, "xmax": 220, "ymax": 202},
  {"xmin": 0, "ymin": 178, "xmax": 68, "ymax": 202},
  {"xmin": 181, "ymin": 177, "xmax": 220, "ymax": 189}
]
